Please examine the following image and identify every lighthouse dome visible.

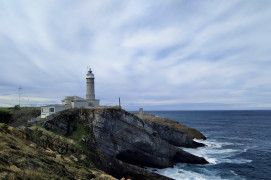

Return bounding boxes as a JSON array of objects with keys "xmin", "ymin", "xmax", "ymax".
[{"xmin": 86, "ymin": 68, "xmax": 95, "ymax": 78}]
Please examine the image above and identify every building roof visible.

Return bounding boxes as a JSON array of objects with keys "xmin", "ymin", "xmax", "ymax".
[
  {"xmin": 41, "ymin": 104, "xmax": 65, "ymax": 107},
  {"xmin": 63, "ymin": 96, "xmax": 85, "ymax": 101}
]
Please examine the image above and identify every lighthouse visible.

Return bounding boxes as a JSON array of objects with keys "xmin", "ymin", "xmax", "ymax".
[
  {"xmin": 61, "ymin": 68, "xmax": 99, "ymax": 108},
  {"xmin": 42, "ymin": 68, "xmax": 100, "ymax": 118},
  {"xmin": 86, "ymin": 68, "xmax": 95, "ymax": 100}
]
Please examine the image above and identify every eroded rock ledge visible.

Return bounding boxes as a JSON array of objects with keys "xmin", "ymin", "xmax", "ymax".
[{"xmin": 138, "ymin": 114, "xmax": 206, "ymax": 148}]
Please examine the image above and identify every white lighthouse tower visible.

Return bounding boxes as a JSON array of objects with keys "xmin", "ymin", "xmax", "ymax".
[
  {"xmin": 42, "ymin": 68, "xmax": 100, "ymax": 118},
  {"xmin": 86, "ymin": 68, "xmax": 95, "ymax": 100},
  {"xmin": 85, "ymin": 68, "xmax": 100, "ymax": 107}
]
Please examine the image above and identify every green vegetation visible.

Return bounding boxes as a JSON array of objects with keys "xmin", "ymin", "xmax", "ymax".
[
  {"xmin": 0, "ymin": 123, "xmax": 8, "ymax": 132},
  {"xmin": 0, "ymin": 124, "xmax": 116, "ymax": 179},
  {"xmin": 70, "ymin": 122, "xmax": 95, "ymax": 153},
  {"xmin": 30, "ymin": 126, "xmax": 70, "ymax": 144},
  {"xmin": 0, "ymin": 106, "xmax": 40, "ymax": 112},
  {"xmin": 0, "ymin": 107, "xmax": 12, "ymax": 112},
  {"xmin": 30, "ymin": 122, "xmax": 97, "ymax": 166},
  {"xmin": 72, "ymin": 124, "xmax": 88, "ymax": 142},
  {"xmin": 48, "ymin": 128, "xmax": 68, "ymax": 138},
  {"xmin": 0, "ymin": 109, "xmax": 12, "ymax": 125},
  {"xmin": 0, "ymin": 107, "xmax": 40, "ymax": 127}
]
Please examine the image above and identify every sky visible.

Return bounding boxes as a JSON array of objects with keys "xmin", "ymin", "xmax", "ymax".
[{"xmin": 0, "ymin": 0, "xmax": 271, "ymax": 110}]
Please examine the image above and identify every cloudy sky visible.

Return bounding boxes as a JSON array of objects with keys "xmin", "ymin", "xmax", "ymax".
[{"xmin": 0, "ymin": 0, "xmax": 271, "ymax": 110}]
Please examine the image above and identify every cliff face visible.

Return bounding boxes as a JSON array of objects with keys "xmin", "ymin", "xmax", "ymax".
[
  {"xmin": 0, "ymin": 108, "xmax": 208, "ymax": 180},
  {"xmin": 43, "ymin": 108, "xmax": 207, "ymax": 168},
  {"xmin": 140, "ymin": 115, "xmax": 206, "ymax": 148}
]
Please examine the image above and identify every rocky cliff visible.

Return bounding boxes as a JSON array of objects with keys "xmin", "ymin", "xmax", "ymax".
[
  {"xmin": 43, "ymin": 108, "xmax": 207, "ymax": 168},
  {"xmin": 139, "ymin": 114, "xmax": 206, "ymax": 148},
  {"xmin": 0, "ymin": 107, "xmax": 208, "ymax": 180}
]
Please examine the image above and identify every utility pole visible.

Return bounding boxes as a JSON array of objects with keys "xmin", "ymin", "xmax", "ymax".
[{"xmin": 18, "ymin": 86, "xmax": 22, "ymax": 107}]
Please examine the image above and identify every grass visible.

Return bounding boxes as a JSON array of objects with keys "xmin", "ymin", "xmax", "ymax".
[
  {"xmin": 0, "ymin": 127, "xmax": 102, "ymax": 180},
  {"xmin": 31, "ymin": 122, "xmax": 94, "ymax": 155},
  {"xmin": 31, "ymin": 124, "xmax": 96, "ymax": 163},
  {"xmin": 0, "ymin": 123, "xmax": 8, "ymax": 132},
  {"xmin": 47, "ymin": 128, "xmax": 68, "ymax": 138},
  {"xmin": 0, "ymin": 107, "xmax": 40, "ymax": 112},
  {"xmin": 72, "ymin": 124, "xmax": 88, "ymax": 142},
  {"xmin": 30, "ymin": 126, "xmax": 70, "ymax": 144},
  {"xmin": 71, "ymin": 123, "xmax": 94, "ymax": 153},
  {"xmin": 0, "ymin": 107, "xmax": 12, "ymax": 112},
  {"xmin": 0, "ymin": 117, "xmax": 118, "ymax": 180}
]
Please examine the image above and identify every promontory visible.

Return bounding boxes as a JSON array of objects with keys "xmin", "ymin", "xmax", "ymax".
[{"xmin": 0, "ymin": 107, "xmax": 208, "ymax": 179}]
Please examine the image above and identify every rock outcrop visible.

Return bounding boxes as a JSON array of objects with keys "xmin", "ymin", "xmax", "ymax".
[
  {"xmin": 42, "ymin": 108, "xmax": 208, "ymax": 169},
  {"xmin": 25, "ymin": 125, "xmax": 170, "ymax": 180},
  {"xmin": 140, "ymin": 115, "xmax": 206, "ymax": 148},
  {"xmin": 1, "ymin": 108, "xmax": 208, "ymax": 179}
]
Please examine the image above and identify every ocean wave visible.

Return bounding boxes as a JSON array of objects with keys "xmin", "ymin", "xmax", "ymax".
[
  {"xmin": 243, "ymin": 145, "xmax": 258, "ymax": 152},
  {"xmin": 182, "ymin": 139, "xmax": 252, "ymax": 166},
  {"xmin": 152, "ymin": 138, "xmax": 252, "ymax": 179},
  {"xmin": 223, "ymin": 137, "xmax": 253, "ymax": 141},
  {"xmin": 221, "ymin": 158, "xmax": 252, "ymax": 164},
  {"xmin": 150, "ymin": 166, "xmax": 225, "ymax": 180}
]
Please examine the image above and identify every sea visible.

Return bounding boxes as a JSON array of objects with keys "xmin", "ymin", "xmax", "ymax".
[{"xmin": 144, "ymin": 110, "xmax": 271, "ymax": 180}]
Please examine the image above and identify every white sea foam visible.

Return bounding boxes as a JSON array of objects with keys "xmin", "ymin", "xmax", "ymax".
[
  {"xmin": 182, "ymin": 139, "xmax": 250, "ymax": 165},
  {"xmin": 221, "ymin": 158, "xmax": 252, "ymax": 164},
  {"xmin": 153, "ymin": 166, "xmax": 225, "ymax": 180},
  {"xmin": 226, "ymin": 137, "xmax": 253, "ymax": 141},
  {"xmin": 243, "ymin": 145, "xmax": 258, "ymax": 152},
  {"xmin": 244, "ymin": 148, "xmax": 248, "ymax": 152},
  {"xmin": 205, "ymin": 157, "xmax": 217, "ymax": 164},
  {"xmin": 230, "ymin": 170, "xmax": 238, "ymax": 176},
  {"xmin": 152, "ymin": 138, "xmax": 251, "ymax": 180}
]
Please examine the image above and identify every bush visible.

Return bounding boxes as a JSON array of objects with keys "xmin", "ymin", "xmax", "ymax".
[
  {"xmin": 10, "ymin": 108, "xmax": 40, "ymax": 127},
  {"xmin": 14, "ymin": 105, "xmax": 20, "ymax": 110},
  {"xmin": 0, "ymin": 111, "xmax": 12, "ymax": 124}
]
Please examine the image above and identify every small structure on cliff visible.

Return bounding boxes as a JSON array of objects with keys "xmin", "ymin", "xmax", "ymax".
[
  {"xmin": 61, "ymin": 69, "xmax": 100, "ymax": 107},
  {"xmin": 41, "ymin": 68, "xmax": 100, "ymax": 118}
]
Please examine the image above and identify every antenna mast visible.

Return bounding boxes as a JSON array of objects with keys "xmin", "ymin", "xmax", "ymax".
[{"xmin": 18, "ymin": 86, "xmax": 22, "ymax": 107}]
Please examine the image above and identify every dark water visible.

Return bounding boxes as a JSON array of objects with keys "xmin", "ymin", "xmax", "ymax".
[{"xmin": 145, "ymin": 110, "xmax": 271, "ymax": 180}]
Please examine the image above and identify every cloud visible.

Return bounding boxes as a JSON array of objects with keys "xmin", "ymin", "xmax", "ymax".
[{"xmin": 0, "ymin": 0, "xmax": 271, "ymax": 110}]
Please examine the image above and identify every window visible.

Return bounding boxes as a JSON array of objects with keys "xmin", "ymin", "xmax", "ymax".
[{"xmin": 49, "ymin": 108, "xmax": 54, "ymax": 112}]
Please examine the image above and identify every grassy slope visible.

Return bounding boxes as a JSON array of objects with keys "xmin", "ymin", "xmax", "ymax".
[
  {"xmin": 0, "ymin": 107, "xmax": 11, "ymax": 112},
  {"xmin": 0, "ymin": 123, "xmax": 116, "ymax": 180},
  {"xmin": 0, "ymin": 107, "xmax": 40, "ymax": 111}
]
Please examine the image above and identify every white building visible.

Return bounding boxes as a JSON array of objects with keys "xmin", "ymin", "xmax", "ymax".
[
  {"xmin": 41, "ymin": 104, "xmax": 70, "ymax": 118},
  {"xmin": 41, "ymin": 68, "xmax": 100, "ymax": 118},
  {"xmin": 61, "ymin": 96, "xmax": 99, "ymax": 108}
]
